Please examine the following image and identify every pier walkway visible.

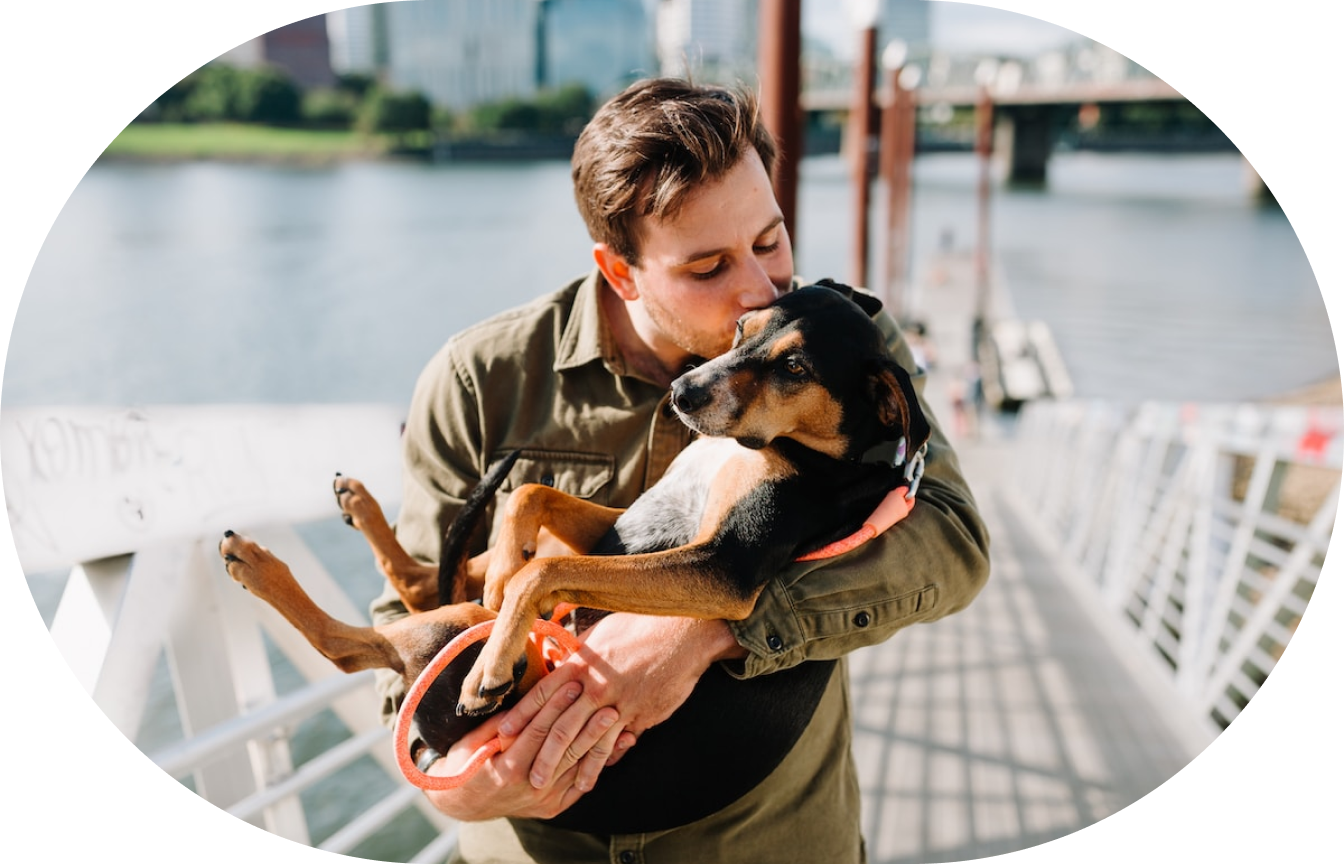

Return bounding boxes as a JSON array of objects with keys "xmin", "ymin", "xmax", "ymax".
[{"xmin": 850, "ymin": 255, "xmax": 1205, "ymax": 862}]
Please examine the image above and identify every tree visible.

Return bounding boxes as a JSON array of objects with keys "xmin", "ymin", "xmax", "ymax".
[
  {"xmin": 235, "ymin": 66, "xmax": 301, "ymax": 124},
  {"xmin": 182, "ymin": 64, "xmax": 241, "ymax": 122},
  {"xmin": 358, "ymin": 89, "xmax": 432, "ymax": 137},
  {"xmin": 465, "ymin": 84, "xmax": 595, "ymax": 136}
]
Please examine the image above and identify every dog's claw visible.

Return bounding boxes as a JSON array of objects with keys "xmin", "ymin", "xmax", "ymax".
[
  {"xmin": 342, "ymin": 513, "xmax": 354, "ymax": 527},
  {"xmin": 455, "ymin": 701, "xmax": 494, "ymax": 718}
]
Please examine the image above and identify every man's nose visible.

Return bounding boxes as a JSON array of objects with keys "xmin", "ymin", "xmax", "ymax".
[{"xmin": 736, "ymin": 257, "xmax": 781, "ymax": 310}]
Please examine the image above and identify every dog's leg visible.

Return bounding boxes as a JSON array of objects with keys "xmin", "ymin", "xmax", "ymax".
[
  {"xmin": 220, "ymin": 530, "xmax": 411, "ymax": 674},
  {"xmin": 220, "ymin": 530, "xmax": 505, "ymax": 682},
  {"xmin": 458, "ymin": 547, "xmax": 763, "ymax": 715},
  {"xmin": 482, "ymin": 483, "xmax": 624, "ymax": 611},
  {"xmin": 333, "ymin": 475, "xmax": 443, "ymax": 613}
]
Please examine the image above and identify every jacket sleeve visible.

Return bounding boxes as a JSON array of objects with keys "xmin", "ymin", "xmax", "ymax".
[
  {"xmin": 369, "ymin": 341, "xmax": 484, "ymax": 727},
  {"xmin": 724, "ymin": 310, "xmax": 991, "ymax": 679}
]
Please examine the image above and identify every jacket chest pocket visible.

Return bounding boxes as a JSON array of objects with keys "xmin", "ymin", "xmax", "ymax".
[
  {"xmin": 488, "ymin": 449, "xmax": 617, "ymax": 547},
  {"xmin": 491, "ymin": 448, "xmax": 616, "ymax": 500}
]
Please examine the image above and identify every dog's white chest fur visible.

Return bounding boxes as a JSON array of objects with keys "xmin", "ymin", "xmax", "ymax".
[{"xmin": 606, "ymin": 437, "xmax": 743, "ymax": 554}]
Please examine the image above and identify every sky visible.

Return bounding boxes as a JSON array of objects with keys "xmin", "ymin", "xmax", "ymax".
[{"xmin": 804, "ymin": 0, "xmax": 1080, "ymax": 59}]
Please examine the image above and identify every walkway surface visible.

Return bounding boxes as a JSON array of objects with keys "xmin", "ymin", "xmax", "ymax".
[{"xmin": 848, "ymin": 254, "xmax": 1203, "ymax": 862}]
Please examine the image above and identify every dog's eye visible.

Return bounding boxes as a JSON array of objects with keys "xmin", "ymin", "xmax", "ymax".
[{"xmin": 784, "ymin": 357, "xmax": 808, "ymax": 378}]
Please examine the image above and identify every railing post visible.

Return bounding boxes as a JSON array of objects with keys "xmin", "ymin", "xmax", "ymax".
[
  {"xmin": 848, "ymin": 24, "xmax": 876, "ymax": 288},
  {"xmin": 758, "ymin": 0, "xmax": 802, "ymax": 250}
]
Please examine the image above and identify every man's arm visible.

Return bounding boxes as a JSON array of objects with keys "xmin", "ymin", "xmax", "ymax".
[{"xmin": 375, "ymin": 339, "xmax": 717, "ymax": 815}]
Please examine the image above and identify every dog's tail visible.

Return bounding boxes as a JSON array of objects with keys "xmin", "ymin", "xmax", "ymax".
[{"xmin": 438, "ymin": 449, "xmax": 523, "ymax": 606}]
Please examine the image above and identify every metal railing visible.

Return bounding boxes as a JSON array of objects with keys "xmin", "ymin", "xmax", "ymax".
[
  {"xmin": 1009, "ymin": 399, "xmax": 1340, "ymax": 735},
  {"xmin": 2, "ymin": 404, "xmax": 457, "ymax": 861}
]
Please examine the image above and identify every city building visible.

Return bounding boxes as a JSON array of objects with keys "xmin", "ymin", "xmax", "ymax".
[
  {"xmin": 542, "ymin": 0, "xmax": 655, "ymax": 98},
  {"xmin": 878, "ymin": 0, "xmax": 931, "ymax": 64},
  {"xmin": 217, "ymin": 13, "xmax": 335, "ymax": 89},
  {"xmin": 326, "ymin": 4, "xmax": 389, "ymax": 77},
  {"xmin": 324, "ymin": 0, "xmax": 655, "ymax": 111},
  {"xmin": 381, "ymin": 0, "xmax": 538, "ymax": 111},
  {"xmin": 656, "ymin": 0, "xmax": 758, "ymax": 84}
]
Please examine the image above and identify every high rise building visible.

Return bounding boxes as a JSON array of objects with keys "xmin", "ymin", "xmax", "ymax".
[
  {"xmin": 263, "ymin": 15, "xmax": 337, "ymax": 89},
  {"xmin": 216, "ymin": 13, "xmax": 335, "ymax": 89},
  {"xmin": 878, "ymin": 0, "xmax": 931, "ymax": 63},
  {"xmin": 382, "ymin": 0, "xmax": 538, "ymax": 111},
  {"xmin": 542, "ymin": 0, "xmax": 655, "ymax": 98},
  {"xmin": 326, "ymin": 4, "xmax": 390, "ymax": 77},
  {"xmin": 656, "ymin": 0, "xmax": 758, "ymax": 84}
]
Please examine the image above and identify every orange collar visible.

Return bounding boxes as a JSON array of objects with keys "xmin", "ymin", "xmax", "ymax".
[{"xmin": 794, "ymin": 484, "xmax": 915, "ymax": 562}]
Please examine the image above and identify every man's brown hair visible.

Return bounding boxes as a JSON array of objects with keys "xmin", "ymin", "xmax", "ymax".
[{"xmin": 571, "ymin": 78, "xmax": 778, "ymax": 265}]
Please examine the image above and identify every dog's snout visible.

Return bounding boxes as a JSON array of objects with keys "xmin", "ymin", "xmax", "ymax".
[{"xmin": 671, "ymin": 377, "xmax": 712, "ymax": 415}]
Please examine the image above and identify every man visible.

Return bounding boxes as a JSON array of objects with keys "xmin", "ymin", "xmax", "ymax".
[{"xmin": 370, "ymin": 78, "xmax": 989, "ymax": 863}]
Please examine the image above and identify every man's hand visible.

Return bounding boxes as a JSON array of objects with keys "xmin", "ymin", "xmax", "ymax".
[
  {"xmin": 523, "ymin": 613, "xmax": 747, "ymax": 791},
  {"xmin": 423, "ymin": 663, "xmax": 624, "ymax": 821},
  {"xmin": 422, "ymin": 613, "xmax": 747, "ymax": 821}
]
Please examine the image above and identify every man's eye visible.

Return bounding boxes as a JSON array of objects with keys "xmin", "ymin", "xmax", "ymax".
[{"xmin": 690, "ymin": 260, "xmax": 725, "ymax": 281}]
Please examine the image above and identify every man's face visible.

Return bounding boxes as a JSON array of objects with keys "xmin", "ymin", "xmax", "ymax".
[{"xmin": 626, "ymin": 149, "xmax": 795, "ymax": 362}]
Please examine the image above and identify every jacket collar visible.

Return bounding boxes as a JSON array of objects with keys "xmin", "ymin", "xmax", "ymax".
[{"xmin": 555, "ymin": 268, "xmax": 620, "ymax": 374}]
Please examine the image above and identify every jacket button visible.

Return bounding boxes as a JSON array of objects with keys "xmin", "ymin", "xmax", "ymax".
[
  {"xmin": 619, "ymin": 852, "xmax": 636, "ymax": 864},
  {"xmin": 766, "ymin": 634, "xmax": 784, "ymax": 651},
  {"xmin": 539, "ymin": 473, "xmax": 555, "ymax": 487},
  {"xmin": 854, "ymin": 611, "xmax": 871, "ymax": 627}
]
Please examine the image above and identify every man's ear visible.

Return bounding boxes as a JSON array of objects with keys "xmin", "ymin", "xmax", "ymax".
[{"xmin": 594, "ymin": 243, "xmax": 638, "ymax": 301}]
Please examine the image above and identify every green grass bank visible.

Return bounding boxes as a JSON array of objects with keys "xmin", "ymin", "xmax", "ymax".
[{"xmin": 99, "ymin": 123, "xmax": 404, "ymax": 162}]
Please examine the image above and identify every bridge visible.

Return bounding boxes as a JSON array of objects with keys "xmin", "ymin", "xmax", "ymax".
[
  {"xmin": 4, "ymin": 249, "xmax": 1336, "ymax": 862},
  {"xmin": 795, "ymin": 62, "xmax": 1209, "ymax": 184}
]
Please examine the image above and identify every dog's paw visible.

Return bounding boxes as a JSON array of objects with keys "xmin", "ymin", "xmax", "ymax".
[
  {"xmin": 333, "ymin": 474, "xmax": 386, "ymax": 531},
  {"xmin": 219, "ymin": 531, "xmax": 292, "ymax": 599},
  {"xmin": 456, "ymin": 665, "xmax": 515, "ymax": 717}
]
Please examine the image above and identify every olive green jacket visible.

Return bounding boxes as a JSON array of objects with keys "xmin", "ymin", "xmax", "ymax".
[{"xmin": 371, "ymin": 269, "xmax": 990, "ymax": 859}]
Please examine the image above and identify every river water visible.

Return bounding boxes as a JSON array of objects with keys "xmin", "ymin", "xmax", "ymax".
[
  {"xmin": 5, "ymin": 150, "xmax": 1336, "ymax": 857},
  {"xmin": 6, "ymin": 152, "xmax": 1335, "ymax": 411}
]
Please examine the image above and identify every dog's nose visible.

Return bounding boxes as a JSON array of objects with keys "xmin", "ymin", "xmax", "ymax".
[{"xmin": 671, "ymin": 378, "xmax": 712, "ymax": 415}]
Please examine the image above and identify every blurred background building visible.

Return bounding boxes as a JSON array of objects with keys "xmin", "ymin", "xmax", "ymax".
[
  {"xmin": 219, "ymin": 13, "xmax": 336, "ymax": 90},
  {"xmin": 217, "ymin": 1, "xmax": 946, "ymax": 113},
  {"xmin": 320, "ymin": 0, "xmax": 652, "ymax": 110},
  {"xmin": 214, "ymin": 1, "xmax": 1143, "ymax": 117},
  {"xmin": 655, "ymin": 0, "xmax": 758, "ymax": 83}
]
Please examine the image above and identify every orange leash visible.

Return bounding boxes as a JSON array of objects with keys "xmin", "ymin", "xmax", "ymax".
[
  {"xmin": 395, "ymin": 485, "xmax": 914, "ymax": 789},
  {"xmin": 394, "ymin": 618, "xmax": 581, "ymax": 790}
]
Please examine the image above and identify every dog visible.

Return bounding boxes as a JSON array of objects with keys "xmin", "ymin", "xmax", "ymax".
[{"xmin": 218, "ymin": 279, "xmax": 930, "ymax": 827}]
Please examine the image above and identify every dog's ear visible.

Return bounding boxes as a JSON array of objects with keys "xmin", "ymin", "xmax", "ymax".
[
  {"xmin": 811, "ymin": 277, "xmax": 884, "ymax": 318},
  {"xmin": 868, "ymin": 357, "xmax": 931, "ymax": 451}
]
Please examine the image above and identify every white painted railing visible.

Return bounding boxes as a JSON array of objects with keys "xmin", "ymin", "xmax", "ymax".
[
  {"xmin": 1010, "ymin": 399, "xmax": 1341, "ymax": 735},
  {"xmin": 1, "ymin": 404, "xmax": 458, "ymax": 861}
]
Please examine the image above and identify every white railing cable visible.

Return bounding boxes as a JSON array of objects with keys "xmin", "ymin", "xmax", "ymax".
[
  {"xmin": 227, "ymin": 725, "xmax": 389, "ymax": 822},
  {"xmin": 150, "ymin": 670, "xmax": 376, "ymax": 778},
  {"xmin": 1010, "ymin": 399, "xmax": 1341, "ymax": 734}
]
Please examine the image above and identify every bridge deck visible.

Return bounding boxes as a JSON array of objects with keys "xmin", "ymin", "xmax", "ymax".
[{"xmin": 849, "ymin": 253, "xmax": 1204, "ymax": 861}]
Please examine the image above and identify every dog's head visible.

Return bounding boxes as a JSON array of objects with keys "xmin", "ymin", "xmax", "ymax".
[{"xmin": 670, "ymin": 280, "xmax": 931, "ymax": 462}]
